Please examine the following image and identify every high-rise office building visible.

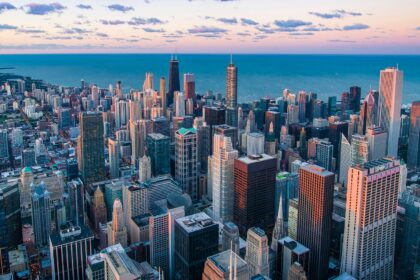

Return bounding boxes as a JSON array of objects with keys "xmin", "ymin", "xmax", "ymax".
[
  {"xmin": 160, "ymin": 77, "xmax": 167, "ymax": 115},
  {"xmin": 108, "ymin": 199, "xmax": 127, "ymax": 247},
  {"xmin": 350, "ymin": 134, "xmax": 369, "ymax": 165},
  {"xmin": 115, "ymin": 99, "xmax": 129, "ymax": 128},
  {"xmin": 315, "ymin": 140, "xmax": 334, "ymax": 171},
  {"xmin": 146, "ymin": 133, "xmax": 170, "ymax": 176},
  {"xmin": 213, "ymin": 124, "xmax": 239, "ymax": 150},
  {"xmin": 339, "ymin": 134, "xmax": 351, "ymax": 186},
  {"xmin": 77, "ymin": 112, "xmax": 105, "ymax": 185},
  {"xmin": 50, "ymin": 224, "xmax": 94, "ymax": 280},
  {"xmin": 175, "ymin": 128, "xmax": 198, "ymax": 200},
  {"xmin": 247, "ymin": 132, "xmax": 265, "ymax": 156},
  {"xmin": 174, "ymin": 212, "xmax": 219, "ymax": 280},
  {"xmin": 226, "ymin": 59, "xmax": 238, "ymax": 127},
  {"xmin": 138, "ymin": 155, "xmax": 151, "ymax": 183},
  {"xmin": 0, "ymin": 181, "xmax": 22, "ymax": 255},
  {"xmin": 366, "ymin": 126, "xmax": 388, "ymax": 161},
  {"xmin": 408, "ymin": 101, "xmax": 420, "ymax": 169},
  {"xmin": 359, "ymin": 91, "xmax": 378, "ymax": 135},
  {"xmin": 276, "ymin": 237, "xmax": 310, "ymax": 280},
  {"xmin": 297, "ymin": 164, "xmax": 334, "ymax": 280},
  {"xmin": 67, "ymin": 179, "xmax": 85, "ymax": 226},
  {"xmin": 184, "ymin": 73, "xmax": 196, "ymax": 101},
  {"xmin": 203, "ymin": 249, "xmax": 249, "ymax": 280},
  {"xmin": 341, "ymin": 158, "xmax": 400, "ymax": 279},
  {"xmin": 298, "ymin": 91, "xmax": 307, "ymax": 123},
  {"xmin": 90, "ymin": 187, "xmax": 107, "ymax": 232},
  {"xmin": 31, "ymin": 182, "xmax": 52, "ymax": 247},
  {"xmin": 222, "ymin": 222, "xmax": 240, "ymax": 254},
  {"xmin": 203, "ymin": 106, "xmax": 226, "ymax": 127},
  {"xmin": 245, "ymin": 227, "xmax": 270, "ymax": 278},
  {"xmin": 108, "ymin": 138, "xmax": 120, "ymax": 179},
  {"xmin": 210, "ymin": 134, "xmax": 238, "ymax": 222},
  {"xmin": 175, "ymin": 91, "xmax": 186, "ymax": 117},
  {"xmin": 168, "ymin": 56, "xmax": 180, "ymax": 106},
  {"xmin": 122, "ymin": 184, "xmax": 149, "ymax": 231},
  {"xmin": 379, "ymin": 67, "xmax": 403, "ymax": 157},
  {"xmin": 21, "ymin": 148, "xmax": 36, "ymax": 168},
  {"xmin": 350, "ymin": 86, "xmax": 361, "ymax": 113},
  {"xmin": 234, "ymin": 154, "xmax": 276, "ymax": 236},
  {"xmin": 0, "ymin": 129, "xmax": 9, "ymax": 160},
  {"xmin": 329, "ymin": 121, "xmax": 349, "ymax": 160}
]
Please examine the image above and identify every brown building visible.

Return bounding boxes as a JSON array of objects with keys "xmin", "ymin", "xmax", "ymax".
[
  {"xmin": 90, "ymin": 187, "xmax": 107, "ymax": 232},
  {"xmin": 297, "ymin": 164, "xmax": 334, "ymax": 280},
  {"xmin": 233, "ymin": 154, "xmax": 276, "ymax": 237}
]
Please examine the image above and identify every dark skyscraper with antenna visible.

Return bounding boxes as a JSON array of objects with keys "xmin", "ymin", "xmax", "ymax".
[
  {"xmin": 226, "ymin": 56, "xmax": 238, "ymax": 127},
  {"xmin": 168, "ymin": 56, "xmax": 180, "ymax": 106}
]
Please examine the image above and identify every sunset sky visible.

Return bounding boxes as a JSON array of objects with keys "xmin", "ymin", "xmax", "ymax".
[{"xmin": 0, "ymin": 0, "xmax": 419, "ymax": 54}]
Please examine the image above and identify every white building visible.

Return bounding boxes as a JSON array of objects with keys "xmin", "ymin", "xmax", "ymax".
[{"xmin": 341, "ymin": 158, "xmax": 400, "ymax": 279}]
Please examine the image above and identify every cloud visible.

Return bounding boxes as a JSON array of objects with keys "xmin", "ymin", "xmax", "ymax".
[
  {"xmin": 24, "ymin": 3, "xmax": 66, "ymax": 15},
  {"xmin": 237, "ymin": 32, "xmax": 251, "ymax": 37},
  {"xmin": 217, "ymin": 17, "xmax": 237, "ymax": 25},
  {"xmin": 0, "ymin": 24, "xmax": 17, "ymax": 30},
  {"xmin": 416, "ymin": 27, "xmax": 420, "ymax": 30},
  {"xmin": 241, "ymin": 18, "xmax": 258, "ymax": 25},
  {"xmin": 194, "ymin": 34, "xmax": 222, "ymax": 38},
  {"xmin": 128, "ymin": 17, "xmax": 165, "ymax": 26},
  {"xmin": 329, "ymin": 39, "xmax": 356, "ymax": 43},
  {"xmin": 336, "ymin": 10, "xmax": 362, "ymax": 16},
  {"xmin": 96, "ymin": 32, "xmax": 109, "ymax": 38},
  {"xmin": 62, "ymin": 27, "xmax": 91, "ymax": 34},
  {"xmin": 309, "ymin": 12, "xmax": 341, "ymax": 19},
  {"xmin": 188, "ymin": 26, "xmax": 227, "ymax": 34},
  {"xmin": 100, "ymin": 20, "xmax": 125, "ymax": 25},
  {"xmin": 107, "ymin": 4, "xmax": 133, "ymax": 12},
  {"xmin": 16, "ymin": 28, "xmax": 45, "ymax": 34},
  {"xmin": 76, "ymin": 4, "xmax": 92, "ymax": 10},
  {"xmin": 0, "ymin": 2, "xmax": 16, "ymax": 13},
  {"xmin": 309, "ymin": 10, "xmax": 362, "ymax": 19},
  {"xmin": 274, "ymin": 20, "xmax": 312, "ymax": 28},
  {"xmin": 289, "ymin": 32, "xmax": 314, "ymax": 36},
  {"xmin": 343, "ymin": 23, "xmax": 369, "ymax": 30},
  {"xmin": 143, "ymin": 27, "xmax": 165, "ymax": 33},
  {"xmin": 255, "ymin": 26, "xmax": 276, "ymax": 34}
]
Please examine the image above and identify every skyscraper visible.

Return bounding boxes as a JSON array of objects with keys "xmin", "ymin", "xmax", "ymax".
[
  {"xmin": 359, "ymin": 91, "xmax": 377, "ymax": 135},
  {"xmin": 77, "ymin": 112, "xmax": 105, "ymax": 185},
  {"xmin": 108, "ymin": 138, "xmax": 120, "ymax": 179},
  {"xmin": 184, "ymin": 73, "xmax": 196, "ymax": 101},
  {"xmin": 379, "ymin": 67, "xmax": 403, "ymax": 157},
  {"xmin": 222, "ymin": 222, "xmax": 240, "ymax": 254},
  {"xmin": 175, "ymin": 128, "xmax": 198, "ymax": 200},
  {"xmin": 315, "ymin": 140, "xmax": 334, "ymax": 171},
  {"xmin": 174, "ymin": 212, "xmax": 219, "ymax": 280},
  {"xmin": 366, "ymin": 126, "xmax": 388, "ymax": 161},
  {"xmin": 115, "ymin": 99, "xmax": 129, "ymax": 128},
  {"xmin": 297, "ymin": 165, "xmax": 334, "ymax": 280},
  {"xmin": 0, "ymin": 181, "xmax": 22, "ymax": 254},
  {"xmin": 160, "ymin": 76, "xmax": 167, "ymax": 115},
  {"xmin": 31, "ymin": 182, "xmax": 52, "ymax": 247},
  {"xmin": 138, "ymin": 155, "xmax": 151, "ymax": 183},
  {"xmin": 0, "ymin": 129, "xmax": 9, "ymax": 160},
  {"xmin": 67, "ymin": 179, "xmax": 85, "ymax": 226},
  {"xmin": 298, "ymin": 91, "xmax": 307, "ymax": 123},
  {"xmin": 108, "ymin": 198, "xmax": 127, "ymax": 247},
  {"xmin": 350, "ymin": 86, "xmax": 361, "ymax": 113},
  {"xmin": 210, "ymin": 134, "xmax": 238, "ymax": 222},
  {"xmin": 49, "ymin": 224, "xmax": 94, "ymax": 280},
  {"xmin": 234, "ymin": 154, "xmax": 276, "ymax": 236},
  {"xmin": 90, "ymin": 187, "xmax": 107, "ymax": 232},
  {"xmin": 202, "ymin": 249, "xmax": 249, "ymax": 280},
  {"xmin": 276, "ymin": 237, "xmax": 310, "ymax": 280},
  {"xmin": 245, "ymin": 227, "xmax": 270, "ymax": 278},
  {"xmin": 408, "ymin": 101, "xmax": 420, "ymax": 169},
  {"xmin": 146, "ymin": 133, "xmax": 170, "ymax": 176},
  {"xmin": 168, "ymin": 56, "xmax": 180, "ymax": 106},
  {"xmin": 226, "ymin": 58, "xmax": 238, "ymax": 127},
  {"xmin": 341, "ymin": 158, "xmax": 400, "ymax": 279}
]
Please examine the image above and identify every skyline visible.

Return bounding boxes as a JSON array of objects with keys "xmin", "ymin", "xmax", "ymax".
[{"xmin": 0, "ymin": 0, "xmax": 419, "ymax": 54}]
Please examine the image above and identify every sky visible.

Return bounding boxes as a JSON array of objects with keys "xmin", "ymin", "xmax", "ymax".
[{"xmin": 0, "ymin": 0, "xmax": 419, "ymax": 54}]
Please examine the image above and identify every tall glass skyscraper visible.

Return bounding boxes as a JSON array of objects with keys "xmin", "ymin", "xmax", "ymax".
[
  {"xmin": 379, "ymin": 67, "xmax": 403, "ymax": 157},
  {"xmin": 226, "ymin": 59, "xmax": 238, "ymax": 127},
  {"xmin": 168, "ymin": 56, "xmax": 180, "ymax": 106}
]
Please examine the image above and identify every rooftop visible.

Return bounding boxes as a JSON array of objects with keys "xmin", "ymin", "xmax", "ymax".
[
  {"xmin": 50, "ymin": 224, "xmax": 93, "ymax": 246},
  {"xmin": 147, "ymin": 133, "xmax": 169, "ymax": 140},
  {"xmin": 176, "ymin": 212, "xmax": 216, "ymax": 233},
  {"xmin": 176, "ymin": 127, "xmax": 197, "ymax": 136},
  {"xmin": 301, "ymin": 164, "xmax": 334, "ymax": 177},
  {"xmin": 238, "ymin": 153, "xmax": 274, "ymax": 164},
  {"xmin": 207, "ymin": 250, "xmax": 247, "ymax": 273},
  {"xmin": 279, "ymin": 236, "xmax": 310, "ymax": 255}
]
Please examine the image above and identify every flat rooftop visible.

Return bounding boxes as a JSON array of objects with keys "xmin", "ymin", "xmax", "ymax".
[
  {"xmin": 207, "ymin": 250, "xmax": 247, "ymax": 273},
  {"xmin": 237, "ymin": 153, "xmax": 274, "ymax": 164},
  {"xmin": 279, "ymin": 236, "xmax": 310, "ymax": 255},
  {"xmin": 300, "ymin": 164, "xmax": 334, "ymax": 177},
  {"xmin": 176, "ymin": 212, "xmax": 215, "ymax": 233}
]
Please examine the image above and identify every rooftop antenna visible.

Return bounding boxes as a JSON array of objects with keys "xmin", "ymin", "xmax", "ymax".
[
  {"xmin": 230, "ymin": 53, "xmax": 233, "ymax": 64},
  {"xmin": 396, "ymin": 63, "xmax": 399, "ymax": 70},
  {"xmin": 229, "ymin": 241, "xmax": 233, "ymax": 280},
  {"xmin": 233, "ymin": 249, "xmax": 237, "ymax": 280}
]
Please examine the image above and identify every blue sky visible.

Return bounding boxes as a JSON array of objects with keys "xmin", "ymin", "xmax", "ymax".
[{"xmin": 0, "ymin": 0, "xmax": 419, "ymax": 54}]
